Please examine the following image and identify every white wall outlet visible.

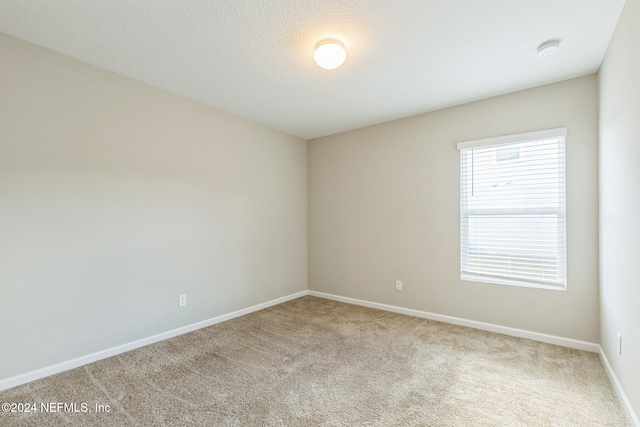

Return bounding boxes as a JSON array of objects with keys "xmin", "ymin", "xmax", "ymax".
[
  {"xmin": 179, "ymin": 294, "xmax": 187, "ymax": 307},
  {"xmin": 395, "ymin": 280, "xmax": 403, "ymax": 291},
  {"xmin": 617, "ymin": 333, "xmax": 622, "ymax": 355}
]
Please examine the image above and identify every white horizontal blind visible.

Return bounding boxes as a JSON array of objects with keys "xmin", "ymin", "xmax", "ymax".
[{"xmin": 458, "ymin": 128, "xmax": 566, "ymax": 289}]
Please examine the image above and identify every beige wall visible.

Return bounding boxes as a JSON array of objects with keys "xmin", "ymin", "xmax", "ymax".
[
  {"xmin": 309, "ymin": 75, "xmax": 600, "ymax": 342},
  {"xmin": 0, "ymin": 34, "xmax": 307, "ymax": 381},
  {"xmin": 599, "ymin": 0, "xmax": 640, "ymax": 420}
]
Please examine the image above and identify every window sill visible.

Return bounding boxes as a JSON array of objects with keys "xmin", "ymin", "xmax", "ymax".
[{"xmin": 461, "ymin": 273, "xmax": 566, "ymax": 291}]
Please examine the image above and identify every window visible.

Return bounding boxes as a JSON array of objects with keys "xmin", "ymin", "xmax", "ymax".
[{"xmin": 457, "ymin": 128, "xmax": 567, "ymax": 290}]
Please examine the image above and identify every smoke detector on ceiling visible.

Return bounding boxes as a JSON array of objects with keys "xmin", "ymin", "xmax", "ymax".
[{"xmin": 537, "ymin": 40, "xmax": 561, "ymax": 57}]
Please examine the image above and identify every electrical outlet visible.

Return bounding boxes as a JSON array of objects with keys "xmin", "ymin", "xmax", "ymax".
[
  {"xmin": 395, "ymin": 280, "xmax": 403, "ymax": 291},
  {"xmin": 179, "ymin": 294, "xmax": 187, "ymax": 307},
  {"xmin": 617, "ymin": 333, "xmax": 622, "ymax": 355}
]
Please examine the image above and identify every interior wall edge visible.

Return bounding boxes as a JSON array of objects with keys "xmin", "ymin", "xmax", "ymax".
[{"xmin": 307, "ymin": 291, "xmax": 599, "ymax": 352}]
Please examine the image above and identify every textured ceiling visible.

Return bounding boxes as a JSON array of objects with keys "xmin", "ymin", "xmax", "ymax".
[{"xmin": 0, "ymin": 0, "xmax": 626, "ymax": 139}]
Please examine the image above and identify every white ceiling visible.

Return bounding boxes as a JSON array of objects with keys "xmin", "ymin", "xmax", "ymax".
[{"xmin": 0, "ymin": 0, "xmax": 626, "ymax": 140}]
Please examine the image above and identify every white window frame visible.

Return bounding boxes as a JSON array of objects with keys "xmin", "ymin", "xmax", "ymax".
[{"xmin": 457, "ymin": 128, "xmax": 567, "ymax": 291}]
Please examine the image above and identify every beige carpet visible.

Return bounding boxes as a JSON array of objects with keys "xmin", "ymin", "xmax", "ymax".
[{"xmin": 0, "ymin": 296, "xmax": 629, "ymax": 426}]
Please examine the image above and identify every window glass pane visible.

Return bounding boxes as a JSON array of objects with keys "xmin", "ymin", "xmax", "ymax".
[
  {"xmin": 459, "ymin": 131, "xmax": 566, "ymax": 289},
  {"xmin": 496, "ymin": 145, "xmax": 520, "ymax": 162}
]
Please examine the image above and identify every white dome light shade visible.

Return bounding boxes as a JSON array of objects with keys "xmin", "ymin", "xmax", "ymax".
[{"xmin": 314, "ymin": 39, "xmax": 346, "ymax": 70}]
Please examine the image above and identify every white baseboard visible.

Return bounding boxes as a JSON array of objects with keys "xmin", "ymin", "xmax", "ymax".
[
  {"xmin": 308, "ymin": 291, "xmax": 599, "ymax": 352},
  {"xmin": 0, "ymin": 290, "xmax": 308, "ymax": 392},
  {"xmin": 599, "ymin": 346, "xmax": 640, "ymax": 427},
  {"xmin": 6, "ymin": 288, "xmax": 634, "ymax": 426},
  {"xmin": 310, "ymin": 291, "xmax": 638, "ymax": 425}
]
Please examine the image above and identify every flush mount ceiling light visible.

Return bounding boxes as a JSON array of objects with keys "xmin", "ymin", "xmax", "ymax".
[
  {"xmin": 537, "ymin": 39, "xmax": 561, "ymax": 57},
  {"xmin": 314, "ymin": 39, "xmax": 346, "ymax": 70}
]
